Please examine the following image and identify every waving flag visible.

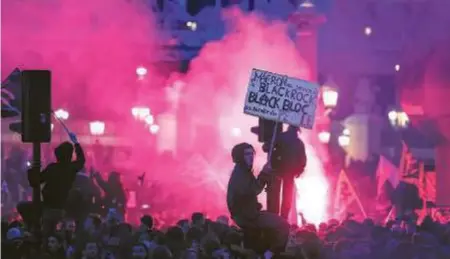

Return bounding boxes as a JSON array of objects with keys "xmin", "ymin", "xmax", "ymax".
[
  {"xmin": 400, "ymin": 141, "xmax": 420, "ymax": 180},
  {"xmin": 1, "ymin": 68, "xmax": 22, "ymax": 118},
  {"xmin": 334, "ymin": 170, "xmax": 367, "ymax": 219},
  {"xmin": 376, "ymin": 156, "xmax": 400, "ymax": 194},
  {"xmin": 375, "ymin": 156, "xmax": 399, "ymax": 214}
]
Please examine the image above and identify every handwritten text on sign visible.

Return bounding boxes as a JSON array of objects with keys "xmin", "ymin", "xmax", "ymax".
[{"xmin": 243, "ymin": 69, "xmax": 319, "ymax": 129}]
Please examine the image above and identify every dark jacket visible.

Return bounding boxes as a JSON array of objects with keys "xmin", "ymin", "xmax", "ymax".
[
  {"xmin": 226, "ymin": 143, "xmax": 266, "ymax": 224},
  {"xmin": 41, "ymin": 143, "xmax": 85, "ymax": 209},
  {"xmin": 276, "ymin": 131, "xmax": 307, "ymax": 177}
]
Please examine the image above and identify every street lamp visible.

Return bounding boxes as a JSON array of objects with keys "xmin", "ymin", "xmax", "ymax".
[
  {"xmin": 299, "ymin": 0, "xmax": 314, "ymax": 8},
  {"xmin": 318, "ymin": 131, "xmax": 331, "ymax": 144},
  {"xmin": 131, "ymin": 106, "xmax": 150, "ymax": 121},
  {"xmin": 54, "ymin": 108, "xmax": 69, "ymax": 120},
  {"xmin": 364, "ymin": 26, "xmax": 372, "ymax": 36},
  {"xmin": 136, "ymin": 66, "xmax": 148, "ymax": 78},
  {"xmin": 149, "ymin": 124, "xmax": 159, "ymax": 134},
  {"xmin": 144, "ymin": 115, "xmax": 154, "ymax": 125},
  {"xmin": 322, "ymin": 78, "xmax": 339, "ymax": 109},
  {"xmin": 388, "ymin": 110, "xmax": 409, "ymax": 128},
  {"xmin": 90, "ymin": 121, "xmax": 105, "ymax": 136},
  {"xmin": 186, "ymin": 21, "xmax": 197, "ymax": 31}
]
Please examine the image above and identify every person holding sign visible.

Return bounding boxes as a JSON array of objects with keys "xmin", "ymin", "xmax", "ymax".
[
  {"xmin": 226, "ymin": 142, "xmax": 290, "ymax": 255},
  {"xmin": 243, "ymin": 69, "xmax": 316, "ymax": 222},
  {"xmin": 267, "ymin": 126, "xmax": 307, "ymax": 220}
]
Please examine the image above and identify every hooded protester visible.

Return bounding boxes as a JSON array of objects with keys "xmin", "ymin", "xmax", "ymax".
[
  {"xmin": 40, "ymin": 133, "xmax": 85, "ymax": 237},
  {"xmin": 226, "ymin": 142, "xmax": 290, "ymax": 256}
]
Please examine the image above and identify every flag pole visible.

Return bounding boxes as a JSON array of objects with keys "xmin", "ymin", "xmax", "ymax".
[{"xmin": 347, "ymin": 176, "xmax": 368, "ymax": 218}]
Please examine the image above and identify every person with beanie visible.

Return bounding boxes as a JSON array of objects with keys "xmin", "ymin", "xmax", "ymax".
[{"xmin": 227, "ymin": 142, "xmax": 290, "ymax": 256}]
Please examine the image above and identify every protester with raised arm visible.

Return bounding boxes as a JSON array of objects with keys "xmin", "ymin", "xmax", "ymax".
[
  {"xmin": 40, "ymin": 132, "xmax": 85, "ymax": 237},
  {"xmin": 226, "ymin": 142, "xmax": 290, "ymax": 257}
]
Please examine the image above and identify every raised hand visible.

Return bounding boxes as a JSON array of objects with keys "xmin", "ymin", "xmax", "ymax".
[{"xmin": 68, "ymin": 132, "xmax": 79, "ymax": 144}]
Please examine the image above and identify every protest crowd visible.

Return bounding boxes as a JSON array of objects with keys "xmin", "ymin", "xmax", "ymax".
[
  {"xmin": 2, "ymin": 129, "xmax": 450, "ymax": 259},
  {"xmin": 3, "ymin": 0, "xmax": 450, "ymax": 258}
]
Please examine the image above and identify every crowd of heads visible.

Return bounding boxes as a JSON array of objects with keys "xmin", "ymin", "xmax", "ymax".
[{"xmin": 2, "ymin": 206, "xmax": 450, "ymax": 259}]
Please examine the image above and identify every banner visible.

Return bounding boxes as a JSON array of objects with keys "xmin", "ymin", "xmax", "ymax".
[
  {"xmin": 1, "ymin": 68, "xmax": 22, "ymax": 118},
  {"xmin": 376, "ymin": 156, "xmax": 400, "ymax": 195},
  {"xmin": 334, "ymin": 170, "xmax": 367, "ymax": 218},
  {"xmin": 424, "ymin": 171, "xmax": 436, "ymax": 203},
  {"xmin": 375, "ymin": 156, "xmax": 398, "ymax": 214},
  {"xmin": 399, "ymin": 141, "xmax": 420, "ymax": 181},
  {"xmin": 243, "ymin": 69, "xmax": 319, "ymax": 129}
]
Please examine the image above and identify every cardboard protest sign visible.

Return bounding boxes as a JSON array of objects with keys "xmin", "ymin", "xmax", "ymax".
[{"xmin": 243, "ymin": 69, "xmax": 319, "ymax": 129}]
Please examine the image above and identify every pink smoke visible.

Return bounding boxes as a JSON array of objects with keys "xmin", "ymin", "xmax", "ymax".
[
  {"xmin": 1, "ymin": 0, "xmax": 159, "ymax": 115},
  {"xmin": 2, "ymin": 2, "xmax": 329, "ymax": 223},
  {"xmin": 179, "ymin": 8, "xmax": 329, "ymax": 224}
]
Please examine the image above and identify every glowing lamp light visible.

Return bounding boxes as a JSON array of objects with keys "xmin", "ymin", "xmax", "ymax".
[
  {"xmin": 89, "ymin": 121, "xmax": 105, "ymax": 136},
  {"xmin": 136, "ymin": 66, "xmax": 147, "ymax": 77},
  {"xmin": 398, "ymin": 112, "xmax": 409, "ymax": 126},
  {"xmin": 322, "ymin": 78, "xmax": 339, "ymax": 108},
  {"xmin": 186, "ymin": 21, "xmax": 197, "ymax": 31},
  {"xmin": 299, "ymin": 0, "xmax": 315, "ymax": 8},
  {"xmin": 27, "ymin": 161, "xmax": 31, "ymax": 167},
  {"xmin": 144, "ymin": 115, "xmax": 154, "ymax": 125},
  {"xmin": 364, "ymin": 26, "xmax": 372, "ymax": 36},
  {"xmin": 131, "ymin": 106, "xmax": 150, "ymax": 120},
  {"xmin": 54, "ymin": 108, "xmax": 69, "ymax": 120},
  {"xmin": 51, "ymin": 123, "xmax": 54, "ymax": 132},
  {"xmin": 338, "ymin": 135, "xmax": 350, "ymax": 147},
  {"xmin": 395, "ymin": 64, "xmax": 401, "ymax": 72},
  {"xmin": 388, "ymin": 110, "xmax": 398, "ymax": 121},
  {"xmin": 149, "ymin": 124, "xmax": 159, "ymax": 134},
  {"xmin": 231, "ymin": 127, "xmax": 242, "ymax": 137},
  {"xmin": 318, "ymin": 131, "xmax": 331, "ymax": 144},
  {"xmin": 388, "ymin": 110, "xmax": 409, "ymax": 128},
  {"xmin": 141, "ymin": 204, "xmax": 150, "ymax": 209},
  {"xmin": 343, "ymin": 128, "xmax": 350, "ymax": 136}
]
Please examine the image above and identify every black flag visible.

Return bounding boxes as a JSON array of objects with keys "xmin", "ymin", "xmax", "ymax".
[{"xmin": 1, "ymin": 68, "xmax": 22, "ymax": 118}]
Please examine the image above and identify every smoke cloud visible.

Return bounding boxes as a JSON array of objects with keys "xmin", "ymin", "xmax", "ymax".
[
  {"xmin": 2, "ymin": 0, "xmax": 159, "ymax": 116},
  {"xmin": 2, "ymin": 2, "xmax": 328, "ymax": 223}
]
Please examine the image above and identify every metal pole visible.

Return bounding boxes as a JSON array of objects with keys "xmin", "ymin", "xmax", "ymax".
[
  {"xmin": 267, "ymin": 121, "xmax": 280, "ymax": 167},
  {"xmin": 267, "ymin": 112, "xmax": 283, "ymax": 167},
  {"xmin": 31, "ymin": 142, "xmax": 42, "ymax": 238}
]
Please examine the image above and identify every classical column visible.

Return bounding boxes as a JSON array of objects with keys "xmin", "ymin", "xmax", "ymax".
[
  {"xmin": 288, "ymin": 1, "xmax": 326, "ymax": 82},
  {"xmin": 343, "ymin": 78, "xmax": 383, "ymax": 162}
]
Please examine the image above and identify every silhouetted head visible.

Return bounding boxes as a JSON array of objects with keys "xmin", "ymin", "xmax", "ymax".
[
  {"xmin": 191, "ymin": 212, "xmax": 205, "ymax": 228},
  {"xmin": 231, "ymin": 142, "xmax": 255, "ymax": 169},
  {"xmin": 287, "ymin": 125, "xmax": 300, "ymax": 134},
  {"xmin": 54, "ymin": 142, "xmax": 74, "ymax": 162}
]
